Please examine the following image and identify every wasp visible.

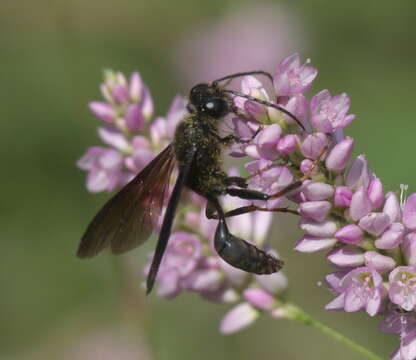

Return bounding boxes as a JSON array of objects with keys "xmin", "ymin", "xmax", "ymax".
[{"xmin": 77, "ymin": 71, "xmax": 306, "ymax": 294}]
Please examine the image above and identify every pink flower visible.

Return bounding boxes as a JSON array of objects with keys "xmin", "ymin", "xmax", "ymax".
[
  {"xmin": 89, "ymin": 102, "xmax": 116, "ymax": 123},
  {"xmin": 327, "ymin": 267, "xmax": 386, "ymax": 316},
  {"xmin": 243, "ymin": 288, "xmax": 275, "ymax": 310},
  {"xmin": 150, "ymin": 232, "xmax": 203, "ymax": 298},
  {"xmin": 246, "ymin": 160, "xmax": 293, "ymax": 209},
  {"xmin": 276, "ymin": 94, "xmax": 309, "ymax": 125},
  {"xmin": 389, "ymin": 266, "xmax": 416, "ymax": 311},
  {"xmin": 310, "ymin": 90, "xmax": 355, "ymax": 133},
  {"xmin": 220, "ymin": 303, "xmax": 259, "ymax": 334},
  {"xmin": 274, "ymin": 53, "xmax": 318, "ymax": 96},
  {"xmin": 391, "ymin": 329, "xmax": 416, "ymax": 360},
  {"xmin": 234, "ymin": 76, "xmax": 270, "ymax": 119},
  {"xmin": 77, "ymin": 147, "xmax": 124, "ymax": 193},
  {"xmin": 404, "ymin": 194, "xmax": 416, "ymax": 230}
]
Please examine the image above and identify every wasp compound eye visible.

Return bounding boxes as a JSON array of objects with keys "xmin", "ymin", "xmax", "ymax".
[
  {"xmin": 202, "ymin": 98, "xmax": 229, "ymax": 119},
  {"xmin": 189, "ymin": 83, "xmax": 210, "ymax": 107}
]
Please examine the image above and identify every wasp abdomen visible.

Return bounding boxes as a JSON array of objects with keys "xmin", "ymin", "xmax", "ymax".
[{"xmin": 214, "ymin": 219, "xmax": 283, "ymax": 274}]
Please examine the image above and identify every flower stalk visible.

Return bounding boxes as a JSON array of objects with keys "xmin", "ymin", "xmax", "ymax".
[{"xmin": 282, "ymin": 302, "xmax": 383, "ymax": 360}]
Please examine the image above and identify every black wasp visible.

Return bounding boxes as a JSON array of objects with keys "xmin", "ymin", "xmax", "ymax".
[{"xmin": 77, "ymin": 71, "xmax": 306, "ymax": 294}]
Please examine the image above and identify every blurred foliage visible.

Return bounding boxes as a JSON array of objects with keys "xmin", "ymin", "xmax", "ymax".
[{"xmin": 1, "ymin": 0, "xmax": 415, "ymax": 359}]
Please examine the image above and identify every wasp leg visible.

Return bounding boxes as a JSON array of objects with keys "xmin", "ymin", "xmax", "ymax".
[
  {"xmin": 207, "ymin": 204, "xmax": 298, "ymax": 220},
  {"xmin": 226, "ymin": 187, "xmax": 268, "ymax": 200},
  {"xmin": 224, "ymin": 176, "xmax": 248, "ymax": 188},
  {"xmin": 267, "ymin": 180, "xmax": 304, "ymax": 200},
  {"xmin": 210, "ymin": 198, "xmax": 283, "ymax": 274}
]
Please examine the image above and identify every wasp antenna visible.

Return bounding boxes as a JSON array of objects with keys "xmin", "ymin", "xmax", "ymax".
[
  {"xmin": 212, "ymin": 71, "xmax": 274, "ymax": 87},
  {"xmin": 223, "ymin": 89, "xmax": 306, "ymax": 131}
]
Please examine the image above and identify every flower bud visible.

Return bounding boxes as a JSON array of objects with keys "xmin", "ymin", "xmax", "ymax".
[
  {"xmin": 220, "ymin": 303, "xmax": 259, "ymax": 334},
  {"xmin": 302, "ymin": 181, "xmax": 334, "ymax": 201},
  {"xmin": 243, "ymin": 289, "xmax": 275, "ymax": 310},
  {"xmin": 300, "ymin": 159, "xmax": 318, "ymax": 176},
  {"xmin": 367, "ymin": 178, "xmax": 385, "ymax": 210},
  {"xmin": 277, "ymin": 134, "xmax": 297, "ymax": 154},
  {"xmin": 403, "ymin": 232, "xmax": 416, "ymax": 266},
  {"xmin": 112, "ymin": 84, "xmax": 130, "ymax": 104},
  {"xmin": 335, "ymin": 224, "xmax": 363, "ymax": 244},
  {"xmin": 375, "ymin": 222, "xmax": 405, "ymax": 249},
  {"xmin": 334, "ymin": 186, "xmax": 353, "ymax": 207},
  {"xmin": 89, "ymin": 101, "xmax": 116, "ymax": 123},
  {"xmin": 98, "ymin": 126, "xmax": 130, "ymax": 152},
  {"xmin": 185, "ymin": 269, "xmax": 223, "ymax": 292},
  {"xmin": 403, "ymin": 193, "xmax": 416, "ymax": 230},
  {"xmin": 327, "ymin": 246, "xmax": 365, "ymax": 267},
  {"xmin": 129, "ymin": 72, "xmax": 143, "ymax": 101},
  {"xmin": 256, "ymin": 124, "xmax": 281, "ymax": 160},
  {"xmin": 350, "ymin": 188, "xmax": 372, "ymax": 221},
  {"xmin": 299, "ymin": 218, "xmax": 338, "ymax": 237},
  {"xmin": 325, "ymin": 137, "xmax": 354, "ymax": 172},
  {"xmin": 358, "ymin": 212, "xmax": 391, "ymax": 236},
  {"xmin": 255, "ymin": 272, "xmax": 288, "ymax": 294},
  {"xmin": 299, "ymin": 201, "xmax": 331, "ymax": 222},
  {"xmin": 125, "ymin": 104, "xmax": 144, "ymax": 132},
  {"xmin": 301, "ymin": 132, "xmax": 328, "ymax": 160},
  {"xmin": 295, "ymin": 235, "xmax": 337, "ymax": 253},
  {"xmin": 383, "ymin": 192, "xmax": 402, "ymax": 223},
  {"xmin": 364, "ymin": 251, "xmax": 396, "ymax": 272},
  {"xmin": 346, "ymin": 155, "xmax": 372, "ymax": 190}
]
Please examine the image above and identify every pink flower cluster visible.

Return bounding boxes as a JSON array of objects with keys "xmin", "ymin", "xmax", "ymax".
[
  {"xmin": 77, "ymin": 70, "xmax": 186, "ymax": 192},
  {"xmin": 78, "ymin": 70, "xmax": 289, "ymax": 334},
  {"xmin": 79, "ymin": 54, "xmax": 416, "ymax": 358},
  {"xmin": 229, "ymin": 53, "xmax": 416, "ymax": 359}
]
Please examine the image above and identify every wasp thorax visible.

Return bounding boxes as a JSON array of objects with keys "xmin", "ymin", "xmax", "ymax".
[{"xmin": 189, "ymin": 83, "xmax": 229, "ymax": 119}]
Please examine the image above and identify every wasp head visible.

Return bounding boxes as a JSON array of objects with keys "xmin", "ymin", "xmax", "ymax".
[{"xmin": 189, "ymin": 83, "xmax": 230, "ymax": 119}]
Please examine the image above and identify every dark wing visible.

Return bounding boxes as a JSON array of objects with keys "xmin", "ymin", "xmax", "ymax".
[
  {"xmin": 77, "ymin": 144, "xmax": 176, "ymax": 258},
  {"xmin": 146, "ymin": 145, "xmax": 196, "ymax": 294}
]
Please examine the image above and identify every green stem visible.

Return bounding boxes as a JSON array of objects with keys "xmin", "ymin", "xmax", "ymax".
[{"xmin": 281, "ymin": 302, "xmax": 383, "ymax": 360}]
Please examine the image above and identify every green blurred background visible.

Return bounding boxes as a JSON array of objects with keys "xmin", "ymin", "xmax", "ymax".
[{"xmin": 1, "ymin": 0, "xmax": 415, "ymax": 359}]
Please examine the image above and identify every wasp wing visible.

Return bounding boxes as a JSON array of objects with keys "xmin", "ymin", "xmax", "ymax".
[
  {"xmin": 146, "ymin": 145, "xmax": 196, "ymax": 294},
  {"xmin": 77, "ymin": 144, "xmax": 176, "ymax": 258}
]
